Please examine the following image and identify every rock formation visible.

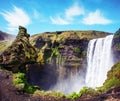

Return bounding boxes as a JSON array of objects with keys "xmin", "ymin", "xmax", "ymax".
[
  {"xmin": 112, "ymin": 28, "xmax": 120, "ymax": 62},
  {"xmin": 0, "ymin": 26, "xmax": 37, "ymax": 72}
]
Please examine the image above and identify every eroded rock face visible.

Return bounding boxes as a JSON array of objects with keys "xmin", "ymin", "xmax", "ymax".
[
  {"xmin": 0, "ymin": 26, "xmax": 37, "ymax": 71},
  {"xmin": 112, "ymin": 28, "xmax": 120, "ymax": 62}
]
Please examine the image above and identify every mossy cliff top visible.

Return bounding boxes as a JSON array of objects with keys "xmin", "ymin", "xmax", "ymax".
[
  {"xmin": 30, "ymin": 30, "xmax": 111, "ymax": 65},
  {"xmin": 30, "ymin": 30, "xmax": 111, "ymax": 44},
  {"xmin": 0, "ymin": 26, "xmax": 37, "ymax": 72}
]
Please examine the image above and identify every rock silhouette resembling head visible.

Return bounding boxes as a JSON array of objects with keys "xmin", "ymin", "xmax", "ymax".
[{"xmin": 0, "ymin": 26, "xmax": 37, "ymax": 72}]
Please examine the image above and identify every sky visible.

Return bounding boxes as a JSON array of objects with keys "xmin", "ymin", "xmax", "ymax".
[{"xmin": 0, "ymin": 0, "xmax": 120, "ymax": 35}]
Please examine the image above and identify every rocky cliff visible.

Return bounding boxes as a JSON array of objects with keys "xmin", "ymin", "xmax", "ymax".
[
  {"xmin": 28, "ymin": 30, "xmax": 111, "ymax": 90},
  {"xmin": 0, "ymin": 27, "xmax": 120, "ymax": 101},
  {"xmin": 112, "ymin": 28, "xmax": 120, "ymax": 63},
  {"xmin": 30, "ymin": 30, "xmax": 110, "ymax": 69},
  {"xmin": 0, "ymin": 26, "xmax": 37, "ymax": 72}
]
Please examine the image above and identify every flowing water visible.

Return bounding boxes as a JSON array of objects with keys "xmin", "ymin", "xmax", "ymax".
[
  {"xmin": 50, "ymin": 35, "xmax": 114, "ymax": 94},
  {"xmin": 85, "ymin": 35, "xmax": 114, "ymax": 88}
]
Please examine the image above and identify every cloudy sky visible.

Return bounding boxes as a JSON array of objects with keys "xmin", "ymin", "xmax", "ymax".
[{"xmin": 0, "ymin": 0, "xmax": 120, "ymax": 35}]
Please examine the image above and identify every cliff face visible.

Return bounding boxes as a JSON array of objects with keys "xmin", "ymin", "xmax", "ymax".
[
  {"xmin": 112, "ymin": 28, "xmax": 120, "ymax": 62},
  {"xmin": 0, "ymin": 26, "xmax": 37, "ymax": 72},
  {"xmin": 28, "ymin": 30, "xmax": 110, "ymax": 90},
  {"xmin": 30, "ymin": 30, "xmax": 110, "ymax": 69}
]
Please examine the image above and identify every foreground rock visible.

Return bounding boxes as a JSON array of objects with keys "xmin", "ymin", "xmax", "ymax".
[
  {"xmin": 0, "ymin": 69, "xmax": 120, "ymax": 101},
  {"xmin": 0, "ymin": 26, "xmax": 37, "ymax": 72}
]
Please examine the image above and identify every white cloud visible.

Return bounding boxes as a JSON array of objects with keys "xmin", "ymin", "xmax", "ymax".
[
  {"xmin": 82, "ymin": 10, "xmax": 111, "ymax": 25},
  {"xmin": 0, "ymin": 6, "xmax": 30, "ymax": 33},
  {"xmin": 50, "ymin": 2, "xmax": 84, "ymax": 25},
  {"xmin": 50, "ymin": 16, "xmax": 69, "ymax": 25},
  {"xmin": 65, "ymin": 2, "xmax": 84, "ymax": 20}
]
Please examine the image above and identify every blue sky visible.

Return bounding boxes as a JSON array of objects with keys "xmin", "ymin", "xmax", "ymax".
[{"xmin": 0, "ymin": 0, "xmax": 120, "ymax": 35}]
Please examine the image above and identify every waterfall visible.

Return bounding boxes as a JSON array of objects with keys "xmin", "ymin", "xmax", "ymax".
[
  {"xmin": 50, "ymin": 35, "xmax": 114, "ymax": 94},
  {"xmin": 85, "ymin": 35, "xmax": 114, "ymax": 88}
]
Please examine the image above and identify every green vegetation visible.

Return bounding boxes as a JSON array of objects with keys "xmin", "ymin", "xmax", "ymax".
[
  {"xmin": 13, "ymin": 72, "xmax": 40, "ymax": 93},
  {"xmin": 34, "ymin": 90, "xmax": 65, "ymax": 98},
  {"xmin": 103, "ymin": 61, "xmax": 120, "ymax": 90},
  {"xmin": 0, "ymin": 41, "xmax": 12, "ymax": 53},
  {"xmin": 66, "ymin": 87, "xmax": 99, "ymax": 100},
  {"xmin": 13, "ymin": 72, "xmax": 65, "ymax": 97},
  {"xmin": 73, "ymin": 47, "xmax": 81, "ymax": 55}
]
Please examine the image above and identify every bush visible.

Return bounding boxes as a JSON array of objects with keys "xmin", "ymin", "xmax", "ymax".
[
  {"xmin": 103, "ymin": 77, "xmax": 120, "ymax": 90},
  {"xmin": 66, "ymin": 87, "xmax": 98, "ymax": 100},
  {"xmin": 13, "ymin": 72, "xmax": 40, "ymax": 93},
  {"xmin": 66, "ymin": 92, "xmax": 79, "ymax": 100},
  {"xmin": 25, "ymin": 86, "xmax": 36, "ymax": 93},
  {"xmin": 103, "ymin": 62, "xmax": 120, "ymax": 91},
  {"xmin": 13, "ymin": 72, "xmax": 25, "ymax": 90}
]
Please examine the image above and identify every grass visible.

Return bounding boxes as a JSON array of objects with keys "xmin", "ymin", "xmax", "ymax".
[
  {"xmin": 13, "ymin": 72, "xmax": 65, "ymax": 97},
  {"xmin": 34, "ymin": 90, "xmax": 65, "ymax": 98},
  {"xmin": 0, "ymin": 41, "xmax": 12, "ymax": 53},
  {"xmin": 103, "ymin": 61, "xmax": 120, "ymax": 91},
  {"xmin": 66, "ymin": 87, "xmax": 99, "ymax": 100},
  {"xmin": 13, "ymin": 72, "xmax": 40, "ymax": 93}
]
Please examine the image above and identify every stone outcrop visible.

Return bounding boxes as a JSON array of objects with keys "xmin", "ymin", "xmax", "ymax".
[
  {"xmin": 112, "ymin": 28, "xmax": 120, "ymax": 62},
  {"xmin": 0, "ymin": 26, "xmax": 37, "ymax": 72}
]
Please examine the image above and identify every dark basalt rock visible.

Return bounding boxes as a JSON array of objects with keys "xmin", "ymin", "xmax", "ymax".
[
  {"xmin": 112, "ymin": 28, "xmax": 120, "ymax": 62},
  {"xmin": 0, "ymin": 26, "xmax": 37, "ymax": 72}
]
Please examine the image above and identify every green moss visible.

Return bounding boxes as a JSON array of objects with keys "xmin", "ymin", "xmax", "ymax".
[
  {"xmin": 0, "ymin": 41, "xmax": 12, "ymax": 53},
  {"xmin": 66, "ymin": 92, "xmax": 79, "ymax": 100},
  {"xmin": 66, "ymin": 87, "xmax": 99, "ymax": 100},
  {"xmin": 73, "ymin": 47, "xmax": 81, "ymax": 54},
  {"xmin": 34, "ymin": 90, "xmax": 65, "ymax": 98},
  {"xmin": 13, "ymin": 72, "xmax": 40, "ymax": 93},
  {"xmin": 103, "ymin": 61, "xmax": 120, "ymax": 91},
  {"xmin": 104, "ymin": 77, "xmax": 120, "ymax": 90},
  {"xmin": 13, "ymin": 72, "xmax": 26, "ymax": 90}
]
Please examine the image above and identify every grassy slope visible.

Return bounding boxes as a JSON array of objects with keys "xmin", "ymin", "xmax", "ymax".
[
  {"xmin": 103, "ymin": 61, "xmax": 120, "ymax": 90},
  {"xmin": 30, "ymin": 30, "xmax": 111, "ymax": 42},
  {"xmin": 0, "ymin": 41, "xmax": 12, "ymax": 53}
]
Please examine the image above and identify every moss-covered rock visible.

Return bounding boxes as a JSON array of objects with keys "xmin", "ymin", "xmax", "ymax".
[
  {"xmin": 103, "ymin": 61, "xmax": 120, "ymax": 90},
  {"xmin": 0, "ymin": 26, "xmax": 37, "ymax": 72},
  {"xmin": 112, "ymin": 28, "xmax": 120, "ymax": 62}
]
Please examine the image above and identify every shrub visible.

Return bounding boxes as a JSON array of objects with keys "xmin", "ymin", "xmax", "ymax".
[
  {"xmin": 66, "ymin": 92, "xmax": 79, "ymax": 100},
  {"xmin": 13, "ymin": 72, "xmax": 40, "ymax": 93},
  {"xmin": 66, "ymin": 87, "xmax": 98, "ymax": 100},
  {"xmin": 25, "ymin": 86, "xmax": 36, "ymax": 93},
  {"xmin": 103, "ymin": 77, "xmax": 120, "ymax": 90},
  {"xmin": 103, "ymin": 62, "xmax": 120, "ymax": 91}
]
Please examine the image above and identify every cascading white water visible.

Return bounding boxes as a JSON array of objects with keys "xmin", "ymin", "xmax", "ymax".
[{"xmin": 85, "ymin": 35, "xmax": 114, "ymax": 88}]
